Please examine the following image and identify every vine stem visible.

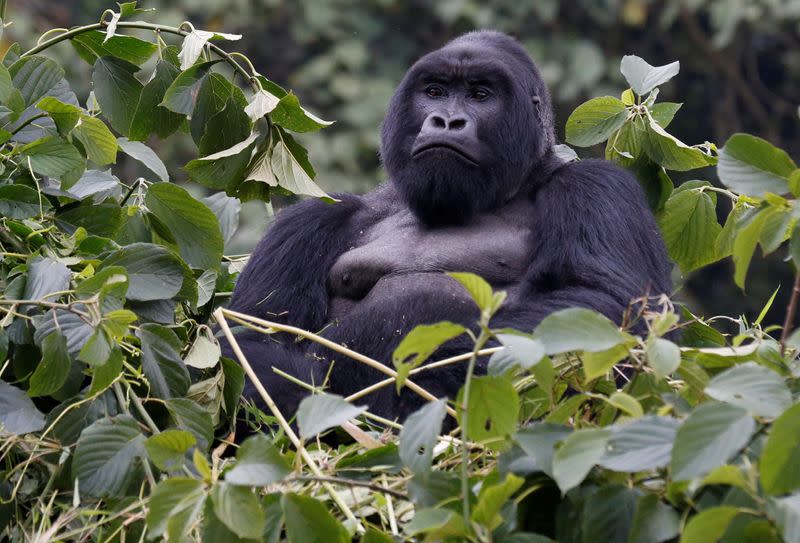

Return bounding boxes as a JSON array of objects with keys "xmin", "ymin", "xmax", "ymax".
[
  {"xmin": 221, "ymin": 308, "xmax": 457, "ymax": 418},
  {"xmin": 460, "ymin": 326, "xmax": 491, "ymax": 529},
  {"xmin": 21, "ymin": 21, "xmax": 260, "ymax": 93},
  {"xmin": 213, "ymin": 308, "xmax": 363, "ymax": 533},
  {"xmin": 780, "ymin": 271, "xmax": 800, "ymax": 354}
]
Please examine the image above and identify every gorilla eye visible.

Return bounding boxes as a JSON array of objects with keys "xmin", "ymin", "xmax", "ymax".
[
  {"xmin": 471, "ymin": 89, "xmax": 490, "ymax": 101},
  {"xmin": 425, "ymin": 85, "xmax": 444, "ymax": 98}
]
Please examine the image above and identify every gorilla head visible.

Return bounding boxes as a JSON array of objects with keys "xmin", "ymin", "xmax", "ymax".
[{"xmin": 380, "ymin": 31, "xmax": 556, "ymax": 226}]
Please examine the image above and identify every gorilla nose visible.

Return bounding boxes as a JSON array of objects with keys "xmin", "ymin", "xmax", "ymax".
[{"xmin": 421, "ymin": 112, "xmax": 472, "ymax": 135}]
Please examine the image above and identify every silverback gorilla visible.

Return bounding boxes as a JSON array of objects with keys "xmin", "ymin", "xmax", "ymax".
[{"xmin": 225, "ymin": 31, "xmax": 671, "ymax": 421}]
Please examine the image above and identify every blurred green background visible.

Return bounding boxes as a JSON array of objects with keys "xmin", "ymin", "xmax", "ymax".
[{"xmin": 7, "ymin": 0, "xmax": 800, "ymax": 326}]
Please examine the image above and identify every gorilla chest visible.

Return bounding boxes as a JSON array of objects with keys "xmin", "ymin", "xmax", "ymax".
[{"xmin": 328, "ymin": 206, "xmax": 532, "ymax": 307}]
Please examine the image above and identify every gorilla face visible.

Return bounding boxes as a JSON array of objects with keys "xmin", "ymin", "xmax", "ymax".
[{"xmin": 381, "ymin": 31, "xmax": 556, "ymax": 226}]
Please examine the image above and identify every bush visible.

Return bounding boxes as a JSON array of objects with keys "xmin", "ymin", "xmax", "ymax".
[{"xmin": 0, "ymin": 4, "xmax": 799, "ymax": 542}]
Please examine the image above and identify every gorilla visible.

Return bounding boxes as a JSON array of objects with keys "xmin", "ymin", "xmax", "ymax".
[{"xmin": 224, "ymin": 31, "xmax": 671, "ymax": 422}]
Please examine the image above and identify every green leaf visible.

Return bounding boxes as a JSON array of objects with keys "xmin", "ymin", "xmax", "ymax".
[
  {"xmin": 644, "ymin": 118, "xmax": 716, "ymax": 171},
  {"xmin": 399, "ymin": 399, "xmax": 447, "ymax": 474},
  {"xmin": 488, "ymin": 332, "xmax": 545, "ymax": 374},
  {"xmin": 89, "ymin": 347, "xmax": 123, "ymax": 395},
  {"xmin": 271, "ymin": 127, "xmax": 331, "ymax": 199},
  {"xmin": 657, "ymin": 186, "xmax": 721, "ymax": 273},
  {"xmin": 56, "ymin": 202, "xmax": 122, "ymax": 237},
  {"xmin": 24, "ymin": 255, "xmax": 71, "ymax": 301},
  {"xmin": 146, "ymin": 478, "xmax": 206, "ymax": 540},
  {"xmin": 670, "ymin": 402, "xmax": 755, "ymax": 480},
  {"xmin": 245, "ymin": 88, "xmax": 280, "ymax": 121},
  {"xmin": 599, "ymin": 415, "xmax": 680, "ymax": 472},
  {"xmin": 620, "ymin": 56, "xmax": 680, "ymax": 96},
  {"xmin": 608, "ymin": 391, "xmax": 644, "ymax": 417},
  {"xmin": 514, "ymin": 423, "xmax": 571, "ymax": 478},
  {"xmin": 20, "ymin": 136, "xmax": 84, "ymax": 177},
  {"xmin": 733, "ymin": 208, "xmax": 769, "ymax": 289},
  {"xmin": 28, "ymin": 332, "xmax": 71, "ymax": 397},
  {"xmin": 565, "ymin": 96, "xmax": 628, "ymax": 147},
  {"xmin": 0, "ymin": 184, "xmax": 50, "ymax": 219},
  {"xmin": 198, "ymin": 95, "xmax": 251, "ymax": 157},
  {"xmin": 0, "ymin": 380, "xmax": 46, "ymax": 434},
  {"xmin": 704, "ymin": 362, "xmax": 791, "ymax": 418},
  {"xmin": 392, "ymin": 321, "xmax": 465, "ymax": 390},
  {"xmin": 718, "ymin": 133, "xmax": 796, "ymax": 197},
  {"xmin": 139, "ymin": 323, "xmax": 190, "ymax": 399},
  {"xmin": 92, "ymin": 56, "xmax": 143, "ymax": 135},
  {"xmin": 458, "ymin": 375, "xmax": 519, "ymax": 449},
  {"xmin": 190, "ymin": 72, "xmax": 246, "ymax": 144},
  {"xmin": 533, "ymin": 307, "xmax": 626, "ymax": 355},
  {"xmin": 166, "ymin": 398, "xmax": 214, "ymax": 451},
  {"xmin": 178, "ymin": 29, "xmax": 241, "ymax": 70},
  {"xmin": 768, "ymin": 494, "xmax": 800, "ymax": 543},
  {"xmin": 551, "ymin": 428, "xmax": 611, "ymax": 493},
  {"xmin": 270, "ymin": 93, "xmax": 333, "ymax": 132},
  {"xmin": 144, "ymin": 183, "xmax": 224, "ymax": 270},
  {"xmin": 447, "ymin": 271, "xmax": 495, "ymax": 311},
  {"xmin": 71, "ymin": 30, "xmax": 157, "ymax": 66},
  {"xmin": 144, "ymin": 429, "xmax": 196, "ymax": 471},
  {"xmin": 225, "ymin": 434, "xmax": 290, "ymax": 486},
  {"xmin": 362, "ymin": 529, "xmax": 394, "ymax": 543},
  {"xmin": 73, "ymin": 115, "xmax": 118, "ymax": 165},
  {"xmin": 184, "ymin": 132, "xmax": 260, "ymax": 190},
  {"xmin": 628, "ymin": 494, "xmax": 680, "ymax": 543},
  {"xmin": 9, "ymin": 55, "xmax": 64, "ymax": 106},
  {"xmin": 759, "ymin": 206, "xmax": 792, "ymax": 254},
  {"xmin": 183, "ymin": 326, "xmax": 221, "ymax": 369},
  {"xmin": 582, "ymin": 343, "xmax": 630, "ymax": 381},
  {"xmin": 78, "ymin": 327, "xmax": 113, "ymax": 366},
  {"xmin": 116, "ymin": 137, "xmax": 168, "ymax": 181},
  {"xmin": 281, "ymin": 493, "xmax": 350, "ymax": 543},
  {"xmin": 72, "ymin": 415, "xmax": 145, "ymax": 497},
  {"xmin": 472, "ymin": 473, "xmax": 524, "ymax": 530},
  {"xmin": 210, "ymin": 483, "xmax": 265, "ymax": 540},
  {"xmin": 160, "ymin": 60, "xmax": 219, "ymax": 115},
  {"xmin": 646, "ymin": 337, "xmax": 681, "ymax": 379},
  {"xmin": 296, "ymin": 393, "xmax": 367, "ymax": 439},
  {"xmin": 680, "ymin": 506, "xmax": 740, "ymax": 543},
  {"xmin": 404, "ymin": 507, "xmax": 468, "ymax": 539},
  {"xmin": 203, "ymin": 192, "xmax": 240, "ymax": 244},
  {"xmin": 36, "ymin": 96, "xmax": 81, "ymax": 134},
  {"xmin": 100, "ymin": 243, "xmax": 185, "ymax": 301},
  {"xmin": 129, "ymin": 60, "xmax": 183, "ymax": 141},
  {"xmin": 760, "ymin": 403, "xmax": 800, "ymax": 496},
  {"xmin": 581, "ymin": 485, "xmax": 639, "ymax": 543},
  {"xmin": 650, "ymin": 102, "xmax": 682, "ymax": 128}
]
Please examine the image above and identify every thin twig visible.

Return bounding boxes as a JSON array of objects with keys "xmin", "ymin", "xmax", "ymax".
[
  {"xmin": 213, "ymin": 308, "xmax": 363, "ymax": 532},
  {"xmin": 780, "ymin": 271, "xmax": 800, "ymax": 354},
  {"xmin": 221, "ymin": 308, "xmax": 457, "ymax": 418},
  {"xmin": 288, "ymin": 475, "xmax": 407, "ymax": 501}
]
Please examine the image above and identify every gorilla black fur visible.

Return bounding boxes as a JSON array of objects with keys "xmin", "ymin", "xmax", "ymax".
[{"xmin": 224, "ymin": 31, "xmax": 672, "ymax": 421}]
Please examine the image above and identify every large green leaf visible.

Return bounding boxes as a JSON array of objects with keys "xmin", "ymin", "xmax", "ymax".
[
  {"xmin": 628, "ymin": 494, "xmax": 680, "ymax": 543},
  {"xmin": 270, "ymin": 93, "xmax": 333, "ymax": 133},
  {"xmin": 165, "ymin": 397, "xmax": 214, "ymax": 451},
  {"xmin": 670, "ymin": 402, "xmax": 755, "ymax": 481},
  {"xmin": 210, "ymin": 483, "xmax": 265, "ymax": 540},
  {"xmin": 92, "ymin": 56, "xmax": 143, "ymax": 135},
  {"xmin": 488, "ymin": 332, "xmax": 545, "ymax": 374},
  {"xmin": 718, "ymin": 133, "xmax": 796, "ymax": 197},
  {"xmin": 144, "ymin": 182, "xmax": 224, "ymax": 270},
  {"xmin": 472, "ymin": 473, "xmax": 524, "ymax": 531},
  {"xmin": 9, "ymin": 55, "xmax": 64, "ymax": 106},
  {"xmin": 225, "ymin": 434, "xmax": 291, "ymax": 486},
  {"xmin": 184, "ymin": 132, "xmax": 259, "ymax": 190},
  {"xmin": 514, "ymin": 423, "xmax": 571, "ymax": 478},
  {"xmin": 100, "ymin": 243, "xmax": 185, "ymax": 301},
  {"xmin": 71, "ymin": 30, "xmax": 158, "ymax": 66},
  {"xmin": 139, "ymin": 323, "xmax": 190, "ymax": 399},
  {"xmin": 458, "ymin": 375, "xmax": 519, "ymax": 449},
  {"xmin": 533, "ymin": 307, "xmax": 626, "ymax": 354},
  {"xmin": 620, "ymin": 56, "xmax": 680, "ymax": 96},
  {"xmin": 198, "ymin": 95, "xmax": 251, "ymax": 156},
  {"xmin": 281, "ymin": 493, "xmax": 350, "ymax": 543},
  {"xmin": 680, "ymin": 506, "xmax": 740, "ymax": 543},
  {"xmin": 72, "ymin": 415, "xmax": 146, "ymax": 497},
  {"xmin": 144, "ymin": 429, "xmax": 196, "ymax": 471},
  {"xmin": 732, "ymin": 207, "xmax": 769, "ymax": 289},
  {"xmin": 565, "ymin": 96, "xmax": 628, "ymax": 147},
  {"xmin": 704, "ymin": 362, "xmax": 791, "ymax": 418},
  {"xmin": 73, "ymin": 115, "xmax": 117, "ymax": 166},
  {"xmin": 552, "ymin": 428, "xmax": 612, "ymax": 493},
  {"xmin": 20, "ymin": 136, "xmax": 84, "ymax": 177},
  {"xmin": 129, "ymin": 60, "xmax": 183, "ymax": 140},
  {"xmin": 657, "ymin": 185, "xmax": 721, "ymax": 273},
  {"xmin": 599, "ymin": 416, "xmax": 680, "ymax": 472},
  {"xmin": 646, "ymin": 337, "xmax": 681, "ymax": 379},
  {"xmin": 160, "ymin": 60, "xmax": 219, "ymax": 115},
  {"xmin": 296, "ymin": 393, "xmax": 367, "ymax": 439},
  {"xmin": 146, "ymin": 478, "xmax": 206, "ymax": 540},
  {"xmin": 768, "ymin": 494, "xmax": 800, "ymax": 543},
  {"xmin": 392, "ymin": 321, "xmax": 465, "ymax": 390},
  {"xmin": 399, "ymin": 399, "xmax": 447, "ymax": 474},
  {"xmin": 117, "ymin": 137, "xmax": 168, "ymax": 181},
  {"xmin": 0, "ymin": 380, "xmax": 46, "ymax": 434},
  {"xmin": 24, "ymin": 255, "xmax": 71, "ymax": 301},
  {"xmin": 580, "ymin": 485, "xmax": 639, "ymax": 543},
  {"xmin": 0, "ymin": 184, "xmax": 50, "ymax": 219},
  {"xmin": 644, "ymin": 119, "xmax": 716, "ymax": 171},
  {"xmin": 28, "ymin": 332, "xmax": 71, "ymax": 397},
  {"xmin": 36, "ymin": 96, "xmax": 81, "ymax": 134},
  {"xmin": 759, "ymin": 403, "xmax": 800, "ymax": 496},
  {"xmin": 271, "ymin": 127, "xmax": 331, "ymax": 199}
]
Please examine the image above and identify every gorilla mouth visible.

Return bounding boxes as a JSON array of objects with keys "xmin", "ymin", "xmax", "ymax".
[{"xmin": 411, "ymin": 142, "xmax": 478, "ymax": 165}]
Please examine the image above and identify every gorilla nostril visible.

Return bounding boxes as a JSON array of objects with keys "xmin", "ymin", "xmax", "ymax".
[
  {"xmin": 449, "ymin": 118, "xmax": 467, "ymax": 131},
  {"xmin": 431, "ymin": 116, "xmax": 446, "ymax": 129}
]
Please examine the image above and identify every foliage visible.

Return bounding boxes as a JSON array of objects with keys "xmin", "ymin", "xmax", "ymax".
[{"xmin": 1, "ymin": 5, "xmax": 800, "ymax": 543}]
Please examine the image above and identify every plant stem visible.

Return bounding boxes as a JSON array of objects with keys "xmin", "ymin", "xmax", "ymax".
[
  {"xmin": 288, "ymin": 475, "xmax": 407, "ymax": 500},
  {"xmin": 460, "ymin": 327, "xmax": 491, "ymax": 527},
  {"xmin": 9, "ymin": 113, "xmax": 48, "ymax": 136},
  {"xmin": 780, "ymin": 271, "xmax": 800, "ymax": 354},
  {"xmin": 21, "ymin": 21, "xmax": 259, "ymax": 92},
  {"xmin": 0, "ymin": 0, "xmax": 6, "ymax": 22}
]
